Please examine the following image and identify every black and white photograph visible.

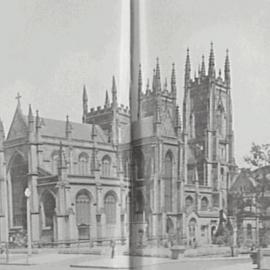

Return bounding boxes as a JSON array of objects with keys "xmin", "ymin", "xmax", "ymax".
[{"xmin": 0, "ymin": 0, "xmax": 269, "ymax": 269}]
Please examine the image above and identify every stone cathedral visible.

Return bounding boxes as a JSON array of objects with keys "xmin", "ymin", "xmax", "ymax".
[{"xmin": 0, "ymin": 44, "xmax": 236, "ymax": 247}]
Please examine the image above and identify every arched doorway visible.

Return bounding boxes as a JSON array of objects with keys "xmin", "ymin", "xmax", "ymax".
[
  {"xmin": 166, "ymin": 217, "xmax": 174, "ymax": 235},
  {"xmin": 188, "ymin": 218, "xmax": 197, "ymax": 247},
  {"xmin": 40, "ymin": 191, "xmax": 56, "ymax": 243},
  {"xmin": 10, "ymin": 154, "xmax": 28, "ymax": 228},
  {"xmin": 211, "ymin": 226, "xmax": 216, "ymax": 243},
  {"xmin": 76, "ymin": 190, "xmax": 91, "ymax": 240},
  {"xmin": 166, "ymin": 217, "xmax": 174, "ymax": 246}
]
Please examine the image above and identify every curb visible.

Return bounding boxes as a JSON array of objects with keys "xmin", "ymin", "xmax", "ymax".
[
  {"xmin": 70, "ymin": 265, "xmax": 132, "ymax": 269},
  {"xmin": 0, "ymin": 263, "xmax": 35, "ymax": 266}
]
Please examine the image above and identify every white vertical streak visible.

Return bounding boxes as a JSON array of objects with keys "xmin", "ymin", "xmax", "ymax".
[
  {"xmin": 119, "ymin": 0, "xmax": 130, "ymax": 103},
  {"xmin": 130, "ymin": 0, "xmax": 141, "ymax": 122}
]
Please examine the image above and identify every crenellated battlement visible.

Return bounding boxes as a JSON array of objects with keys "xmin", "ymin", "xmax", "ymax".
[
  {"xmin": 87, "ymin": 103, "xmax": 129, "ymax": 117},
  {"xmin": 189, "ymin": 74, "xmax": 228, "ymax": 89}
]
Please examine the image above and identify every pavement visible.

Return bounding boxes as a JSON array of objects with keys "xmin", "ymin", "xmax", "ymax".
[
  {"xmin": 0, "ymin": 246, "xmax": 255, "ymax": 270},
  {"xmin": 70, "ymin": 255, "xmax": 252, "ymax": 269},
  {"xmin": 70, "ymin": 256, "xmax": 171, "ymax": 269}
]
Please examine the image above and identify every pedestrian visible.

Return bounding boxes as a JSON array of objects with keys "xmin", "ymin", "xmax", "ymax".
[{"xmin": 110, "ymin": 240, "xmax": 115, "ymax": 259}]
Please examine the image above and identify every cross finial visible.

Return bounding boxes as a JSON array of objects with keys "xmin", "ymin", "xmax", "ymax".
[{"xmin": 16, "ymin": 92, "xmax": 22, "ymax": 105}]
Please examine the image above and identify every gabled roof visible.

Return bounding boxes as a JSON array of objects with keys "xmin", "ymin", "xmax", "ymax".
[
  {"xmin": 6, "ymin": 103, "xmax": 108, "ymax": 143},
  {"xmin": 6, "ymin": 104, "xmax": 28, "ymax": 140},
  {"xmin": 230, "ymin": 170, "xmax": 256, "ymax": 194},
  {"xmin": 39, "ymin": 117, "xmax": 108, "ymax": 143}
]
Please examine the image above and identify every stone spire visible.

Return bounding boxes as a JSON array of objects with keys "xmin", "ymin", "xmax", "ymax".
[
  {"xmin": 224, "ymin": 49, "xmax": 231, "ymax": 86},
  {"xmin": 201, "ymin": 55, "xmax": 206, "ymax": 77},
  {"xmin": 146, "ymin": 78, "xmax": 150, "ymax": 91},
  {"xmin": 105, "ymin": 90, "xmax": 110, "ymax": 107},
  {"xmin": 171, "ymin": 63, "xmax": 176, "ymax": 96},
  {"xmin": 83, "ymin": 85, "xmax": 88, "ymax": 114},
  {"xmin": 112, "ymin": 75, "xmax": 118, "ymax": 107},
  {"xmin": 208, "ymin": 42, "xmax": 216, "ymax": 78},
  {"xmin": 28, "ymin": 105, "xmax": 34, "ymax": 139},
  {"xmin": 83, "ymin": 85, "xmax": 88, "ymax": 123},
  {"xmin": 184, "ymin": 48, "xmax": 191, "ymax": 87},
  {"xmin": 152, "ymin": 68, "xmax": 156, "ymax": 92},
  {"xmin": 155, "ymin": 57, "xmax": 161, "ymax": 92},
  {"xmin": 65, "ymin": 115, "xmax": 72, "ymax": 138},
  {"xmin": 58, "ymin": 141, "xmax": 67, "ymax": 176},
  {"xmin": 28, "ymin": 104, "xmax": 34, "ymax": 125},
  {"xmin": 35, "ymin": 110, "xmax": 41, "ymax": 131}
]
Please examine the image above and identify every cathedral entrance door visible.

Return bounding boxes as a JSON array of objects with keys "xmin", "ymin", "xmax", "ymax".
[
  {"xmin": 188, "ymin": 218, "xmax": 197, "ymax": 247},
  {"xmin": 76, "ymin": 190, "xmax": 91, "ymax": 240},
  {"xmin": 200, "ymin": 225, "xmax": 209, "ymax": 245},
  {"xmin": 40, "ymin": 191, "xmax": 56, "ymax": 244},
  {"xmin": 166, "ymin": 217, "xmax": 174, "ymax": 245}
]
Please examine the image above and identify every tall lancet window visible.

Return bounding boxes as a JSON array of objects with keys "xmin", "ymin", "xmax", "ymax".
[
  {"xmin": 164, "ymin": 151, "xmax": 173, "ymax": 212},
  {"xmin": 104, "ymin": 193, "xmax": 116, "ymax": 224},
  {"xmin": 78, "ymin": 153, "xmax": 89, "ymax": 175},
  {"xmin": 101, "ymin": 155, "xmax": 111, "ymax": 177},
  {"xmin": 217, "ymin": 103, "xmax": 226, "ymax": 137}
]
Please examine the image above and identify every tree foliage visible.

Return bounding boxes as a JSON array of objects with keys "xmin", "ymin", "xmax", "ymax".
[{"xmin": 244, "ymin": 143, "xmax": 270, "ymax": 168}]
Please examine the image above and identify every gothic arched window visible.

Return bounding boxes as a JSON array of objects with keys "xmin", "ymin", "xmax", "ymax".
[
  {"xmin": 102, "ymin": 155, "xmax": 111, "ymax": 177},
  {"xmin": 78, "ymin": 153, "xmax": 89, "ymax": 175},
  {"xmin": 76, "ymin": 190, "xmax": 91, "ymax": 225},
  {"xmin": 216, "ymin": 104, "xmax": 226, "ymax": 137},
  {"xmin": 201, "ymin": 197, "xmax": 209, "ymax": 211},
  {"xmin": 164, "ymin": 151, "xmax": 173, "ymax": 212},
  {"xmin": 104, "ymin": 193, "xmax": 116, "ymax": 224},
  {"xmin": 185, "ymin": 196, "xmax": 194, "ymax": 209}
]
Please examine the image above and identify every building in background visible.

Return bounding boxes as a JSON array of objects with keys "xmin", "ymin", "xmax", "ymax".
[{"xmin": 229, "ymin": 166, "xmax": 270, "ymax": 248}]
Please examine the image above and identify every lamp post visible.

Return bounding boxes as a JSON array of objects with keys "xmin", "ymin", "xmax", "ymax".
[{"xmin": 24, "ymin": 187, "xmax": 31, "ymax": 263}]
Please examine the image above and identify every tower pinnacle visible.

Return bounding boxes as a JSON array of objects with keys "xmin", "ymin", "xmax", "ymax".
[
  {"xmin": 201, "ymin": 55, "xmax": 206, "ymax": 77},
  {"xmin": 155, "ymin": 57, "xmax": 161, "ymax": 92},
  {"xmin": 171, "ymin": 63, "xmax": 176, "ymax": 95},
  {"xmin": 185, "ymin": 48, "xmax": 191, "ymax": 86},
  {"xmin": 112, "ymin": 75, "xmax": 118, "ymax": 106},
  {"xmin": 105, "ymin": 90, "xmax": 110, "ymax": 107},
  {"xmin": 208, "ymin": 42, "xmax": 215, "ymax": 78},
  {"xmin": 224, "ymin": 49, "xmax": 231, "ymax": 86}
]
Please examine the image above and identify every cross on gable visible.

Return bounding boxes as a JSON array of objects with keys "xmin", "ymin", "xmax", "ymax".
[{"xmin": 15, "ymin": 92, "xmax": 22, "ymax": 105}]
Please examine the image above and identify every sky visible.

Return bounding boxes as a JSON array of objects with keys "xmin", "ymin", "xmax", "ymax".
[{"xmin": 0, "ymin": 0, "xmax": 270, "ymax": 167}]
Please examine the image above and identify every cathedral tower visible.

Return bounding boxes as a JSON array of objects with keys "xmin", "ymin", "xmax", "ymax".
[{"xmin": 183, "ymin": 43, "xmax": 236, "ymax": 211}]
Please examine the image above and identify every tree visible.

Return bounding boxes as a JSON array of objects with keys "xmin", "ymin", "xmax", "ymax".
[{"xmin": 244, "ymin": 143, "xmax": 270, "ymax": 169}]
